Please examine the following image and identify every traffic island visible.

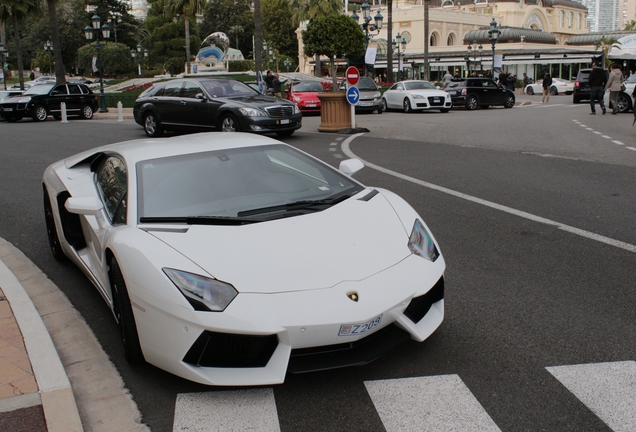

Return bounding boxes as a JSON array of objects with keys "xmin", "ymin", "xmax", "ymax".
[{"xmin": 317, "ymin": 92, "xmax": 352, "ymax": 132}]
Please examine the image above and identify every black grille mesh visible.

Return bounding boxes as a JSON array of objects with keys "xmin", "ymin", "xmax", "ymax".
[
  {"xmin": 403, "ymin": 277, "xmax": 445, "ymax": 324},
  {"xmin": 265, "ymin": 106, "xmax": 294, "ymax": 118},
  {"xmin": 183, "ymin": 331, "xmax": 278, "ymax": 368}
]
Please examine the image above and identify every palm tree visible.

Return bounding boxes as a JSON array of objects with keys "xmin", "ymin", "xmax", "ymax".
[
  {"xmin": 167, "ymin": 0, "xmax": 204, "ymax": 74},
  {"xmin": 0, "ymin": 0, "xmax": 41, "ymax": 90},
  {"xmin": 289, "ymin": 0, "xmax": 343, "ymax": 76},
  {"xmin": 624, "ymin": 20, "xmax": 636, "ymax": 31},
  {"xmin": 46, "ymin": 0, "xmax": 65, "ymax": 83},
  {"xmin": 595, "ymin": 37, "xmax": 621, "ymax": 68}
]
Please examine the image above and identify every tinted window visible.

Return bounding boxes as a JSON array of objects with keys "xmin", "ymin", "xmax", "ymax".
[
  {"xmin": 183, "ymin": 81, "xmax": 202, "ymax": 98},
  {"xmin": 293, "ymin": 81, "xmax": 324, "ymax": 92},
  {"xmin": 68, "ymin": 85, "xmax": 81, "ymax": 95},
  {"xmin": 52, "ymin": 85, "xmax": 68, "ymax": 95},
  {"xmin": 404, "ymin": 81, "xmax": 436, "ymax": 90},
  {"xmin": 163, "ymin": 82, "xmax": 183, "ymax": 97},
  {"xmin": 481, "ymin": 80, "xmax": 497, "ymax": 88},
  {"xmin": 96, "ymin": 157, "xmax": 128, "ymax": 225},
  {"xmin": 79, "ymin": 84, "xmax": 91, "ymax": 94},
  {"xmin": 357, "ymin": 78, "xmax": 378, "ymax": 91}
]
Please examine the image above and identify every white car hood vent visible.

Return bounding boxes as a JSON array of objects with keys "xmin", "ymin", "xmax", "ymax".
[{"xmin": 148, "ymin": 194, "xmax": 410, "ymax": 294}]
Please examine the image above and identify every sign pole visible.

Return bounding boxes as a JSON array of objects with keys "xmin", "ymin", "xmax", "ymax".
[{"xmin": 345, "ymin": 66, "xmax": 361, "ymax": 130}]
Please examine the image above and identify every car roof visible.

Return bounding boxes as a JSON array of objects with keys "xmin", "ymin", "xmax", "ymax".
[{"xmin": 65, "ymin": 132, "xmax": 287, "ymax": 169}]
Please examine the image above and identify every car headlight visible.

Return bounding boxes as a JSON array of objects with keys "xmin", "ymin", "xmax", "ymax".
[
  {"xmin": 293, "ymin": 96, "xmax": 301, "ymax": 102},
  {"xmin": 163, "ymin": 268, "xmax": 238, "ymax": 312},
  {"xmin": 412, "ymin": 94, "xmax": 426, "ymax": 99},
  {"xmin": 407, "ymin": 219, "xmax": 439, "ymax": 262},
  {"xmin": 373, "ymin": 92, "xmax": 381, "ymax": 99},
  {"xmin": 294, "ymin": 104, "xmax": 301, "ymax": 114},
  {"xmin": 18, "ymin": 97, "xmax": 32, "ymax": 103},
  {"xmin": 239, "ymin": 107, "xmax": 266, "ymax": 117}
]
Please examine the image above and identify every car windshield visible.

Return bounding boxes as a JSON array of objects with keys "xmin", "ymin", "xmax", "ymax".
[
  {"xmin": 293, "ymin": 81, "xmax": 324, "ymax": 92},
  {"xmin": 23, "ymin": 84, "xmax": 54, "ymax": 95},
  {"xmin": 201, "ymin": 79, "xmax": 256, "ymax": 97},
  {"xmin": 357, "ymin": 78, "xmax": 378, "ymax": 91},
  {"xmin": 404, "ymin": 81, "xmax": 436, "ymax": 90},
  {"xmin": 136, "ymin": 144, "xmax": 364, "ymax": 221},
  {"xmin": 625, "ymin": 74, "xmax": 636, "ymax": 84}
]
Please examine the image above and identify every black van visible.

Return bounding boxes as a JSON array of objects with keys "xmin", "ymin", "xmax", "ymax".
[{"xmin": 573, "ymin": 68, "xmax": 609, "ymax": 103}]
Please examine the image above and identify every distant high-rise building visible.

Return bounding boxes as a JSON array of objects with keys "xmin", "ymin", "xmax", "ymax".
[
  {"xmin": 575, "ymin": 0, "xmax": 621, "ymax": 31},
  {"xmin": 124, "ymin": 0, "xmax": 149, "ymax": 20},
  {"xmin": 623, "ymin": 0, "xmax": 636, "ymax": 28}
]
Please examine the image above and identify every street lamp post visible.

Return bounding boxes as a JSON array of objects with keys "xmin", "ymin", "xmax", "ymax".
[
  {"xmin": 131, "ymin": 44, "xmax": 148, "ymax": 77},
  {"xmin": 466, "ymin": 40, "xmax": 483, "ymax": 75},
  {"xmin": 283, "ymin": 58, "xmax": 291, "ymax": 72},
  {"xmin": 84, "ymin": 14, "xmax": 111, "ymax": 113},
  {"xmin": 108, "ymin": 13, "xmax": 122, "ymax": 43},
  {"xmin": 392, "ymin": 33, "xmax": 407, "ymax": 80},
  {"xmin": 351, "ymin": 0, "xmax": 383, "ymax": 77},
  {"xmin": 44, "ymin": 40, "xmax": 53, "ymax": 76},
  {"xmin": 0, "ymin": 43, "xmax": 8, "ymax": 90},
  {"xmin": 488, "ymin": 18, "xmax": 501, "ymax": 75}
]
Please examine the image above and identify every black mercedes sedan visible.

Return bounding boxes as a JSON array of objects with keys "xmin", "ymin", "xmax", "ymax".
[
  {"xmin": 133, "ymin": 78, "xmax": 302, "ymax": 137},
  {"xmin": 0, "ymin": 83, "xmax": 97, "ymax": 122}
]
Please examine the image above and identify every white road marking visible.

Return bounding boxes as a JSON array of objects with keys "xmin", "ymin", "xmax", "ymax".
[
  {"xmin": 546, "ymin": 361, "xmax": 636, "ymax": 432},
  {"xmin": 593, "ymin": 131, "xmax": 602, "ymax": 134},
  {"xmin": 627, "ymin": 147, "xmax": 636, "ymax": 151},
  {"xmin": 341, "ymin": 134, "xmax": 636, "ymax": 254},
  {"xmin": 602, "ymin": 135, "xmax": 612, "ymax": 139},
  {"xmin": 173, "ymin": 389, "xmax": 280, "ymax": 432},
  {"xmin": 613, "ymin": 140, "xmax": 625, "ymax": 145},
  {"xmin": 365, "ymin": 375, "xmax": 501, "ymax": 432}
]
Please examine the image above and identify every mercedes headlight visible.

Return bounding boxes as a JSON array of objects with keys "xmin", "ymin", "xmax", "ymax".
[
  {"xmin": 407, "ymin": 219, "xmax": 439, "ymax": 262},
  {"xmin": 239, "ymin": 107, "xmax": 266, "ymax": 117},
  {"xmin": 163, "ymin": 268, "xmax": 238, "ymax": 312},
  {"xmin": 294, "ymin": 104, "xmax": 301, "ymax": 114}
]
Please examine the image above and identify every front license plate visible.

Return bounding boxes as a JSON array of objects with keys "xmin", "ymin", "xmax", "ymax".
[
  {"xmin": 359, "ymin": 102, "xmax": 373, "ymax": 107},
  {"xmin": 280, "ymin": 119, "xmax": 290, "ymax": 124},
  {"xmin": 2, "ymin": 107, "xmax": 13, "ymax": 111},
  {"xmin": 338, "ymin": 315, "xmax": 382, "ymax": 336},
  {"xmin": 307, "ymin": 104, "xmax": 316, "ymax": 107}
]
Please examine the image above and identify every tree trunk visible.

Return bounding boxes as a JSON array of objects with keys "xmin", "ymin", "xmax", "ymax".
[
  {"xmin": 12, "ymin": 12, "xmax": 24, "ymax": 90},
  {"xmin": 254, "ymin": 0, "xmax": 262, "ymax": 73},
  {"xmin": 185, "ymin": 13, "xmax": 191, "ymax": 74},
  {"xmin": 314, "ymin": 53, "xmax": 321, "ymax": 78},
  {"xmin": 47, "ymin": 0, "xmax": 66, "ymax": 83},
  {"xmin": 387, "ymin": 0, "xmax": 393, "ymax": 83}
]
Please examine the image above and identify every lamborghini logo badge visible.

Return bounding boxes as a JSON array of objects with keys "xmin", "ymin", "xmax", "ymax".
[{"xmin": 347, "ymin": 292, "xmax": 359, "ymax": 302}]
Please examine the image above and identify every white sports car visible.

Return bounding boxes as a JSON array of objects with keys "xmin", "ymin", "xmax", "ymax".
[
  {"xmin": 43, "ymin": 133, "xmax": 445, "ymax": 386},
  {"xmin": 524, "ymin": 78, "xmax": 574, "ymax": 96},
  {"xmin": 381, "ymin": 80, "xmax": 452, "ymax": 113}
]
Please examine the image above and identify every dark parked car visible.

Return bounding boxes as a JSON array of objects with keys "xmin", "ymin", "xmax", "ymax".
[
  {"xmin": 0, "ymin": 89, "xmax": 24, "ymax": 121},
  {"xmin": 573, "ymin": 68, "xmax": 609, "ymax": 104},
  {"xmin": 445, "ymin": 78, "xmax": 515, "ymax": 110},
  {"xmin": 133, "ymin": 78, "xmax": 302, "ymax": 137},
  {"xmin": 0, "ymin": 83, "xmax": 97, "ymax": 122}
]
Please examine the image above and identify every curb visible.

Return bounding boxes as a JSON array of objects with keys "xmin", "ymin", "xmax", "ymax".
[{"xmin": 0, "ymin": 253, "xmax": 82, "ymax": 431}]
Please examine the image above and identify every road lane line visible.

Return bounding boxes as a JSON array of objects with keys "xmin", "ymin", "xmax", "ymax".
[
  {"xmin": 365, "ymin": 375, "xmax": 501, "ymax": 432},
  {"xmin": 613, "ymin": 141, "xmax": 625, "ymax": 145},
  {"xmin": 546, "ymin": 361, "xmax": 636, "ymax": 432},
  {"xmin": 173, "ymin": 389, "xmax": 280, "ymax": 432},
  {"xmin": 627, "ymin": 147, "xmax": 636, "ymax": 151},
  {"xmin": 342, "ymin": 134, "xmax": 636, "ymax": 254}
]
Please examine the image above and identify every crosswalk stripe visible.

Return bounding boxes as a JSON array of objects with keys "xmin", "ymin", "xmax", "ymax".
[
  {"xmin": 173, "ymin": 389, "xmax": 280, "ymax": 432},
  {"xmin": 546, "ymin": 361, "xmax": 636, "ymax": 432},
  {"xmin": 364, "ymin": 375, "xmax": 501, "ymax": 432}
]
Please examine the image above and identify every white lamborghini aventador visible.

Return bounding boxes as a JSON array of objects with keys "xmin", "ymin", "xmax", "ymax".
[{"xmin": 42, "ymin": 132, "xmax": 445, "ymax": 386}]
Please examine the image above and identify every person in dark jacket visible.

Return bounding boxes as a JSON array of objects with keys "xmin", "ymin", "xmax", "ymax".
[
  {"xmin": 541, "ymin": 73, "xmax": 553, "ymax": 103},
  {"xmin": 271, "ymin": 73, "xmax": 287, "ymax": 98},
  {"xmin": 589, "ymin": 62, "xmax": 607, "ymax": 115},
  {"xmin": 264, "ymin": 70, "xmax": 274, "ymax": 94},
  {"xmin": 506, "ymin": 73, "xmax": 516, "ymax": 91}
]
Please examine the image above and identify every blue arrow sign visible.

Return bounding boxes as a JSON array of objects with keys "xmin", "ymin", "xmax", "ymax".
[{"xmin": 346, "ymin": 86, "xmax": 360, "ymax": 105}]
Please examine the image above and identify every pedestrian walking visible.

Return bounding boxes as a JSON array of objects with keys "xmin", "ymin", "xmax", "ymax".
[
  {"xmin": 271, "ymin": 73, "xmax": 287, "ymax": 98},
  {"xmin": 589, "ymin": 62, "xmax": 607, "ymax": 115},
  {"xmin": 605, "ymin": 63, "xmax": 623, "ymax": 115},
  {"xmin": 264, "ymin": 70, "xmax": 274, "ymax": 95},
  {"xmin": 506, "ymin": 73, "xmax": 516, "ymax": 91},
  {"xmin": 541, "ymin": 73, "xmax": 552, "ymax": 103}
]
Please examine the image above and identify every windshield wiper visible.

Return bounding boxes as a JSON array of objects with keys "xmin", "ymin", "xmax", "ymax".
[
  {"xmin": 237, "ymin": 191, "xmax": 353, "ymax": 217},
  {"xmin": 139, "ymin": 216, "xmax": 260, "ymax": 226}
]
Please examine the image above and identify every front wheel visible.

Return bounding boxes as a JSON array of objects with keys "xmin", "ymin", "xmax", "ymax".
[
  {"xmin": 615, "ymin": 93, "xmax": 632, "ymax": 113},
  {"xmin": 466, "ymin": 95, "xmax": 478, "ymax": 110},
  {"xmin": 220, "ymin": 114, "xmax": 240, "ymax": 132},
  {"xmin": 403, "ymin": 98, "xmax": 412, "ymax": 113},
  {"xmin": 32, "ymin": 105, "xmax": 48, "ymax": 122},
  {"xmin": 504, "ymin": 95, "xmax": 515, "ymax": 108},
  {"xmin": 526, "ymin": 87, "xmax": 534, "ymax": 95},
  {"xmin": 550, "ymin": 87, "xmax": 558, "ymax": 96},
  {"xmin": 143, "ymin": 112, "xmax": 163, "ymax": 137},
  {"xmin": 81, "ymin": 104, "xmax": 94, "ymax": 119},
  {"xmin": 110, "ymin": 259, "xmax": 145, "ymax": 364},
  {"xmin": 381, "ymin": 98, "xmax": 388, "ymax": 112}
]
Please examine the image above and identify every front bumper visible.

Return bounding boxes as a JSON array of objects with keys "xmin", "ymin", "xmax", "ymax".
[
  {"xmin": 242, "ymin": 114, "xmax": 303, "ymax": 134},
  {"xmin": 129, "ymin": 254, "xmax": 445, "ymax": 386},
  {"xmin": 0, "ymin": 103, "xmax": 29, "ymax": 119}
]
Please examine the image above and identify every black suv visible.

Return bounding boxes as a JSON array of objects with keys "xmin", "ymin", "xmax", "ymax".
[
  {"xmin": 445, "ymin": 78, "xmax": 515, "ymax": 110},
  {"xmin": 0, "ymin": 83, "xmax": 97, "ymax": 122},
  {"xmin": 573, "ymin": 68, "xmax": 609, "ymax": 104}
]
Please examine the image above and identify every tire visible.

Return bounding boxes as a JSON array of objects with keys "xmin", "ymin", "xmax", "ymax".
[
  {"xmin": 81, "ymin": 104, "xmax": 94, "ymax": 119},
  {"xmin": 573, "ymin": 95, "xmax": 581, "ymax": 104},
  {"xmin": 220, "ymin": 114, "xmax": 240, "ymax": 132},
  {"xmin": 550, "ymin": 87, "xmax": 558, "ymax": 96},
  {"xmin": 504, "ymin": 95, "xmax": 515, "ymax": 108},
  {"xmin": 615, "ymin": 93, "xmax": 632, "ymax": 113},
  {"xmin": 440, "ymin": 108, "xmax": 450, "ymax": 113},
  {"xmin": 466, "ymin": 95, "xmax": 478, "ymax": 110},
  {"xmin": 143, "ymin": 112, "xmax": 163, "ymax": 137},
  {"xmin": 43, "ymin": 186, "xmax": 65, "ymax": 261},
  {"xmin": 403, "ymin": 98, "xmax": 412, "ymax": 113},
  {"xmin": 110, "ymin": 259, "xmax": 145, "ymax": 364},
  {"xmin": 376, "ymin": 107, "xmax": 383, "ymax": 114},
  {"xmin": 276, "ymin": 130, "xmax": 294, "ymax": 137},
  {"xmin": 526, "ymin": 87, "xmax": 534, "ymax": 95},
  {"xmin": 381, "ymin": 98, "xmax": 388, "ymax": 112},
  {"xmin": 32, "ymin": 105, "xmax": 48, "ymax": 122}
]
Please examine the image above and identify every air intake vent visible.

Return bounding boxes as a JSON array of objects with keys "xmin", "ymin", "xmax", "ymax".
[
  {"xmin": 403, "ymin": 277, "xmax": 444, "ymax": 324},
  {"xmin": 183, "ymin": 331, "xmax": 278, "ymax": 368}
]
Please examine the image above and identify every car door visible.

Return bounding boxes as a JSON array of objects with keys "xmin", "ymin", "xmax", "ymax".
[
  {"xmin": 47, "ymin": 84, "xmax": 68, "ymax": 116},
  {"xmin": 154, "ymin": 81, "xmax": 184, "ymax": 126},
  {"xmin": 177, "ymin": 80, "xmax": 215, "ymax": 129},
  {"xmin": 386, "ymin": 83, "xmax": 403, "ymax": 108},
  {"xmin": 487, "ymin": 79, "xmax": 509, "ymax": 105},
  {"xmin": 65, "ymin": 84, "xmax": 83, "ymax": 114}
]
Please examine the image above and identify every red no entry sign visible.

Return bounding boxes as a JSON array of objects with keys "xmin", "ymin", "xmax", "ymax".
[{"xmin": 345, "ymin": 66, "xmax": 360, "ymax": 86}]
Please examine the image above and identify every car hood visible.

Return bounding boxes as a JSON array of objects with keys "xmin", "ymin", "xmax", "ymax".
[
  {"xmin": 146, "ymin": 192, "xmax": 412, "ymax": 294},
  {"xmin": 406, "ymin": 90, "xmax": 448, "ymax": 97},
  {"xmin": 225, "ymin": 94, "xmax": 295, "ymax": 107}
]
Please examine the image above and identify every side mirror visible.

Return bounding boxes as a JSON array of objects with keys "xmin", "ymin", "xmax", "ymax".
[
  {"xmin": 339, "ymin": 159, "xmax": 364, "ymax": 176},
  {"xmin": 65, "ymin": 196, "xmax": 103, "ymax": 215},
  {"xmin": 195, "ymin": 93, "xmax": 207, "ymax": 101}
]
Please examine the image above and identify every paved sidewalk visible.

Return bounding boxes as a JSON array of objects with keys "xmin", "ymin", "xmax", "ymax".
[{"xmin": 0, "ymin": 238, "xmax": 149, "ymax": 432}]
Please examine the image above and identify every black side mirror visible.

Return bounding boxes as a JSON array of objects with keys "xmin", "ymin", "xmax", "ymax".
[{"xmin": 196, "ymin": 93, "xmax": 207, "ymax": 101}]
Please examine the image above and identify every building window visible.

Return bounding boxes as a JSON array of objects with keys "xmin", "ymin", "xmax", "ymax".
[
  {"xmin": 430, "ymin": 32, "xmax": 438, "ymax": 46},
  {"xmin": 447, "ymin": 33, "xmax": 455, "ymax": 46},
  {"xmin": 567, "ymin": 11, "xmax": 572, "ymax": 28},
  {"xmin": 559, "ymin": 10, "xmax": 564, "ymax": 28}
]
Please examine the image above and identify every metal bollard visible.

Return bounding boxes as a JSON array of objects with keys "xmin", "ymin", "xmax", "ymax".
[
  {"xmin": 117, "ymin": 101, "xmax": 124, "ymax": 123},
  {"xmin": 60, "ymin": 102, "xmax": 69, "ymax": 124}
]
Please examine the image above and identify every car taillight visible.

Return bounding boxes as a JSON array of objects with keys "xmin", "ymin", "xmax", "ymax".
[
  {"xmin": 575, "ymin": 82, "xmax": 580, "ymax": 88},
  {"xmin": 461, "ymin": 88, "xmax": 467, "ymax": 95},
  {"xmin": 94, "ymin": 96, "xmax": 98, "ymax": 102}
]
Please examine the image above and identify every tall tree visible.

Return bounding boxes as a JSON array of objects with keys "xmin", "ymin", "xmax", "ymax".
[
  {"xmin": 387, "ymin": 0, "xmax": 393, "ymax": 82},
  {"xmin": 595, "ymin": 37, "xmax": 621, "ymax": 68},
  {"xmin": 624, "ymin": 20, "xmax": 636, "ymax": 31},
  {"xmin": 46, "ymin": 0, "xmax": 65, "ymax": 83},
  {"xmin": 262, "ymin": 0, "xmax": 297, "ymax": 61},
  {"xmin": 0, "ymin": 0, "xmax": 41, "ymax": 89},
  {"xmin": 199, "ymin": 0, "xmax": 253, "ymax": 57},
  {"xmin": 167, "ymin": 0, "xmax": 204, "ymax": 74},
  {"xmin": 289, "ymin": 0, "xmax": 343, "ymax": 76}
]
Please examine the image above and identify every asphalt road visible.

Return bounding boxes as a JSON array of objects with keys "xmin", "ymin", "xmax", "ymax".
[{"xmin": 0, "ymin": 95, "xmax": 635, "ymax": 431}]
